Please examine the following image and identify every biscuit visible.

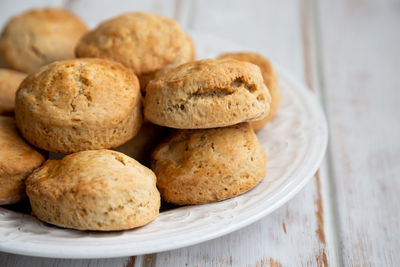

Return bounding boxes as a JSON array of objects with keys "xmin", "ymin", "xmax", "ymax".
[
  {"xmin": 75, "ymin": 12, "xmax": 195, "ymax": 92},
  {"xmin": 0, "ymin": 68, "xmax": 26, "ymax": 115},
  {"xmin": 144, "ymin": 58, "xmax": 271, "ymax": 129},
  {"xmin": 219, "ymin": 52, "xmax": 281, "ymax": 131},
  {"xmin": 0, "ymin": 8, "xmax": 88, "ymax": 73},
  {"xmin": 0, "ymin": 116, "xmax": 46, "ymax": 205},
  {"xmin": 139, "ymin": 35, "xmax": 195, "ymax": 93},
  {"xmin": 114, "ymin": 121, "xmax": 170, "ymax": 166},
  {"xmin": 15, "ymin": 58, "xmax": 142, "ymax": 154},
  {"xmin": 26, "ymin": 149, "xmax": 160, "ymax": 231},
  {"xmin": 151, "ymin": 123, "xmax": 267, "ymax": 205}
]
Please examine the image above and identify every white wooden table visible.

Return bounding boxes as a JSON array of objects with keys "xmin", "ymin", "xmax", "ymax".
[{"xmin": 1, "ymin": 0, "xmax": 399, "ymax": 266}]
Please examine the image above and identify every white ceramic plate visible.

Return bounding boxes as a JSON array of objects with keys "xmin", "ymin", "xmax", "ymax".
[{"xmin": 0, "ymin": 32, "xmax": 328, "ymax": 259}]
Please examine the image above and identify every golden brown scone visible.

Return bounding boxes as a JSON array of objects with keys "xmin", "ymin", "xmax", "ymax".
[
  {"xmin": 152, "ymin": 123, "xmax": 267, "ymax": 205},
  {"xmin": 144, "ymin": 58, "xmax": 271, "ymax": 129},
  {"xmin": 0, "ymin": 69, "xmax": 26, "ymax": 115},
  {"xmin": 15, "ymin": 58, "xmax": 142, "ymax": 154},
  {"xmin": 219, "ymin": 52, "xmax": 281, "ymax": 131},
  {"xmin": 114, "ymin": 121, "xmax": 170, "ymax": 166},
  {"xmin": 139, "ymin": 35, "xmax": 196, "ymax": 94},
  {"xmin": 26, "ymin": 149, "xmax": 160, "ymax": 231},
  {"xmin": 0, "ymin": 116, "xmax": 46, "ymax": 205},
  {"xmin": 75, "ymin": 12, "xmax": 195, "ymax": 92},
  {"xmin": 0, "ymin": 8, "xmax": 88, "ymax": 73}
]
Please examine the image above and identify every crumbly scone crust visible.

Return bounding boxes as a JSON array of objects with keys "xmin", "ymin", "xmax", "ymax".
[
  {"xmin": 139, "ymin": 34, "xmax": 196, "ymax": 93},
  {"xmin": 0, "ymin": 8, "xmax": 88, "ymax": 73},
  {"xmin": 15, "ymin": 58, "xmax": 142, "ymax": 153},
  {"xmin": 144, "ymin": 58, "xmax": 271, "ymax": 129},
  {"xmin": 152, "ymin": 123, "xmax": 267, "ymax": 205},
  {"xmin": 75, "ymin": 12, "xmax": 194, "ymax": 77},
  {"xmin": 219, "ymin": 52, "xmax": 281, "ymax": 131},
  {"xmin": 0, "ymin": 116, "xmax": 46, "ymax": 204},
  {"xmin": 26, "ymin": 149, "xmax": 160, "ymax": 231},
  {"xmin": 0, "ymin": 68, "xmax": 26, "ymax": 115}
]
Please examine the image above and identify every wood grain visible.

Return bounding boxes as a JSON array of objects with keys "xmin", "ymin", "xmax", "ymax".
[
  {"xmin": 0, "ymin": 0, "xmax": 336, "ymax": 266},
  {"xmin": 2, "ymin": 0, "xmax": 398, "ymax": 266},
  {"xmin": 319, "ymin": 0, "xmax": 400, "ymax": 265},
  {"xmin": 0, "ymin": 0, "xmax": 335, "ymax": 266},
  {"xmin": 144, "ymin": 1, "xmax": 335, "ymax": 265},
  {"xmin": 64, "ymin": 0, "xmax": 175, "ymax": 28}
]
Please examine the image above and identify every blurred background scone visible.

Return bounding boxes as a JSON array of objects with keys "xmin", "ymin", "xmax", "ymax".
[
  {"xmin": 15, "ymin": 58, "xmax": 142, "ymax": 154},
  {"xmin": 0, "ymin": 8, "xmax": 88, "ymax": 73},
  {"xmin": 0, "ymin": 116, "xmax": 46, "ymax": 205},
  {"xmin": 152, "ymin": 123, "xmax": 267, "ymax": 205},
  {"xmin": 114, "ymin": 121, "xmax": 170, "ymax": 167},
  {"xmin": 26, "ymin": 150, "xmax": 160, "ymax": 231},
  {"xmin": 144, "ymin": 58, "xmax": 271, "ymax": 129},
  {"xmin": 219, "ymin": 52, "xmax": 281, "ymax": 131},
  {"xmin": 75, "ymin": 12, "xmax": 195, "ymax": 92},
  {"xmin": 0, "ymin": 68, "xmax": 26, "ymax": 115}
]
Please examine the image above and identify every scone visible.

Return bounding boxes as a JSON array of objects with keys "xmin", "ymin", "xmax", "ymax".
[
  {"xmin": 0, "ymin": 116, "xmax": 46, "ymax": 205},
  {"xmin": 144, "ymin": 58, "xmax": 271, "ymax": 129},
  {"xmin": 0, "ymin": 8, "xmax": 88, "ymax": 73},
  {"xmin": 26, "ymin": 150, "xmax": 160, "ymax": 231},
  {"xmin": 152, "ymin": 123, "xmax": 267, "ymax": 205},
  {"xmin": 75, "ymin": 12, "xmax": 195, "ymax": 92},
  {"xmin": 0, "ymin": 68, "xmax": 26, "ymax": 115},
  {"xmin": 15, "ymin": 58, "xmax": 142, "ymax": 154},
  {"xmin": 219, "ymin": 52, "xmax": 281, "ymax": 131},
  {"xmin": 114, "ymin": 121, "xmax": 169, "ymax": 166}
]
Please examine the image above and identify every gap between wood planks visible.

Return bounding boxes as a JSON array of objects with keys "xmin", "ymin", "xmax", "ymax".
[
  {"xmin": 301, "ymin": 0, "xmax": 343, "ymax": 266},
  {"xmin": 301, "ymin": 0, "xmax": 331, "ymax": 266}
]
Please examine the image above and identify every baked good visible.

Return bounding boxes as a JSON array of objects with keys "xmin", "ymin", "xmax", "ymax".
[
  {"xmin": 219, "ymin": 52, "xmax": 281, "ymax": 131},
  {"xmin": 144, "ymin": 58, "xmax": 271, "ymax": 129},
  {"xmin": 0, "ymin": 68, "xmax": 26, "ymax": 115},
  {"xmin": 75, "ymin": 12, "xmax": 195, "ymax": 92},
  {"xmin": 15, "ymin": 58, "xmax": 142, "ymax": 154},
  {"xmin": 114, "ymin": 121, "xmax": 170, "ymax": 166},
  {"xmin": 0, "ymin": 8, "xmax": 88, "ymax": 73},
  {"xmin": 26, "ymin": 149, "xmax": 160, "ymax": 231},
  {"xmin": 0, "ymin": 116, "xmax": 46, "ymax": 205},
  {"xmin": 152, "ymin": 123, "xmax": 267, "ymax": 205}
]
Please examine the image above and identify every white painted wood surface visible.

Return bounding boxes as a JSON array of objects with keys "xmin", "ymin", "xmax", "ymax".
[
  {"xmin": 0, "ymin": 0, "xmax": 399, "ymax": 266},
  {"xmin": 318, "ymin": 0, "xmax": 400, "ymax": 266}
]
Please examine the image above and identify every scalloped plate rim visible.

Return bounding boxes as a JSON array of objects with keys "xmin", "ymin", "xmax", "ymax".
[{"xmin": 0, "ymin": 32, "xmax": 328, "ymax": 259}]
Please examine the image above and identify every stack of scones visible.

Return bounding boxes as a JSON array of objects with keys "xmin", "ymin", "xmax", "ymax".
[{"xmin": 0, "ymin": 8, "xmax": 281, "ymax": 231}]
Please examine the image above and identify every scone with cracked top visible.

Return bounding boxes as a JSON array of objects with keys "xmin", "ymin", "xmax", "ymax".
[
  {"xmin": 0, "ymin": 68, "xmax": 26, "ymax": 115},
  {"xmin": 0, "ymin": 8, "xmax": 88, "ymax": 73},
  {"xmin": 144, "ymin": 58, "xmax": 271, "ymax": 129},
  {"xmin": 15, "ymin": 58, "xmax": 142, "ymax": 154},
  {"xmin": 219, "ymin": 52, "xmax": 281, "ymax": 131},
  {"xmin": 0, "ymin": 116, "xmax": 46, "ymax": 205},
  {"xmin": 75, "ymin": 12, "xmax": 195, "ymax": 92},
  {"xmin": 151, "ymin": 123, "xmax": 267, "ymax": 205},
  {"xmin": 26, "ymin": 149, "xmax": 160, "ymax": 231}
]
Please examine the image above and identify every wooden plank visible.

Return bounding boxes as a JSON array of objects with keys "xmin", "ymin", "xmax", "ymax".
[
  {"xmin": 318, "ymin": 0, "xmax": 400, "ymax": 266},
  {"xmin": 145, "ymin": 182, "xmax": 331, "ymax": 267},
  {"xmin": 0, "ymin": 253, "xmax": 131, "ymax": 267},
  {"xmin": 64, "ymin": 0, "xmax": 175, "ymax": 28},
  {"xmin": 0, "ymin": 0, "xmax": 343, "ymax": 266},
  {"xmin": 147, "ymin": 0, "xmax": 336, "ymax": 265}
]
